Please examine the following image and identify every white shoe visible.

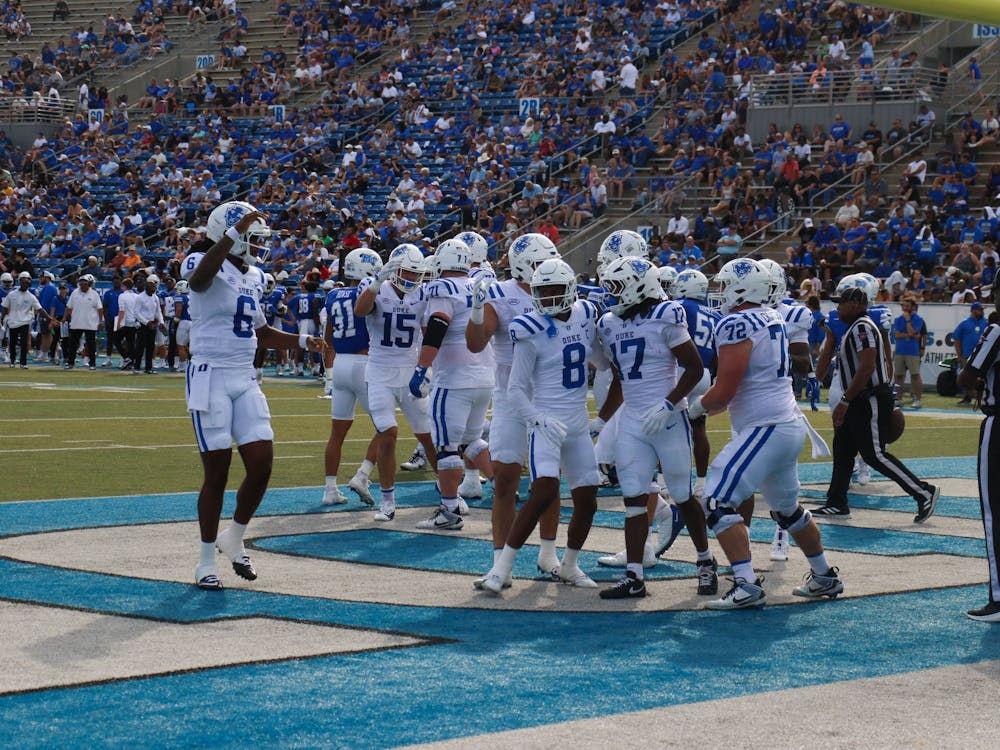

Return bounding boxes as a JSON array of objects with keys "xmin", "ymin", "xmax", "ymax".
[
  {"xmin": 856, "ymin": 465, "xmax": 871, "ymax": 486},
  {"xmin": 214, "ymin": 527, "xmax": 256, "ymax": 581},
  {"xmin": 557, "ymin": 564, "xmax": 598, "ymax": 588},
  {"xmin": 536, "ymin": 555, "xmax": 561, "ymax": 580},
  {"xmin": 458, "ymin": 476, "xmax": 483, "ymax": 499},
  {"xmin": 374, "ymin": 505, "xmax": 395, "ymax": 521},
  {"xmin": 770, "ymin": 527, "xmax": 790, "ymax": 561},
  {"xmin": 400, "ymin": 448, "xmax": 427, "ymax": 471},
  {"xmin": 322, "ymin": 486, "xmax": 348, "ymax": 505},
  {"xmin": 475, "ymin": 569, "xmax": 508, "ymax": 594},
  {"xmin": 705, "ymin": 577, "xmax": 767, "ymax": 610},
  {"xmin": 456, "ymin": 497, "xmax": 470, "ymax": 514},
  {"xmin": 597, "ymin": 545, "xmax": 657, "ymax": 569},
  {"xmin": 195, "ymin": 562, "xmax": 222, "ymax": 590},
  {"xmin": 693, "ymin": 477, "xmax": 706, "ymax": 500},
  {"xmin": 349, "ymin": 473, "xmax": 374, "ymax": 506}
]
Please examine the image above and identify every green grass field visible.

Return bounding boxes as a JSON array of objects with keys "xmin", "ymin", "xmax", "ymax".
[{"xmin": 0, "ymin": 367, "xmax": 983, "ymax": 502}]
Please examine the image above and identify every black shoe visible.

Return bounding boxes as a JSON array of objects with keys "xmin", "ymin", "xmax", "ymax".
[
  {"xmin": 967, "ymin": 600, "xmax": 1000, "ymax": 622},
  {"xmin": 914, "ymin": 485, "xmax": 940, "ymax": 523},
  {"xmin": 599, "ymin": 571, "xmax": 648, "ymax": 599},
  {"xmin": 231, "ymin": 555, "xmax": 257, "ymax": 581},
  {"xmin": 958, "ymin": 396, "xmax": 973, "ymax": 405},
  {"xmin": 813, "ymin": 505, "xmax": 852, "ymax": 519},
  {"xmin": 697, "ymin": 557, "xmax": 718, "ymax": 595}
]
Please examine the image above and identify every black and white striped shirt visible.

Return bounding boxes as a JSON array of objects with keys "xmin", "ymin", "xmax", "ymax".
[
  {"xmin": 837, "ymin": 316, "xmax": 890, "ymax": 393},
  {"xmin": 968, "ymin": 323, "xmax": 1000, "ymax": 409}
]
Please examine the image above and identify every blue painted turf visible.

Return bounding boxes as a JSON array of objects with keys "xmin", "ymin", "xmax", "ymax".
[{"xmin": 0, "ymin": 456, "xmax": 994, "ymax": 749}]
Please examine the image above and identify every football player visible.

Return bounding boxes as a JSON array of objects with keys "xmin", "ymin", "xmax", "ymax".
[
  {"xmin": 354, "ymin": 243, "xmax": 439, "ymax": 522},
  {"xmin": 321, "ymin": 247, "xmax": 382, "ymax": 507},
  {"xmin": 689, "ymin": 259, "xmax": 842, "ymax": 609},
  {"xmin": 290, "ymin": 278, "xmax": 323, "ymax": 376},
  {"xmin": 409, "ymin": 238, "xmax": 495, "ymax": 531},
  {"xmin": 173, "ymin": 280, "xmax": 191, "ymax": 365},
  {"xmin": 183, "ymin": 202, "xmax": 329, "ymax": 591},
  {"xmin": 594, "ymin": 256, "xmax": 711, "ymax": 599},
  {"xmin": 479, "ymin": 258, "xmax": 604, "ymax": 594},
  {"xmin": 466, "ymin": 232, "xmax": 564, "ymax": 584}
]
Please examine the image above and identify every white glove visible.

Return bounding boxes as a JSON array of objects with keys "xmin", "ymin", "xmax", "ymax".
[
  {"xmin": 533, "ymin": 415, "xmax": 567, "ymax": 448},
  {"xmin": 687, "ymin": 395, "xmax": 707, "ymax": 421},
  {"xmin": 470, "ymin": 274, "xmax": 493, "ymax": 324},
  {"xmin": 588, "ymin": 416, "xmax": 606, "ymax": 438},
  {"xmin": 641, "ymin": 399, "xmax": 678, "ymax": 435},
  {"xmin": 371, "ymin": 259, "xmax": 399, "ymax": 291}
]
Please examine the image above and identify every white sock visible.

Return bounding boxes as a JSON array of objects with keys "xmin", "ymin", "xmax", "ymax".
[
  {"xmin": 495, "ymin": 544, "xmax": 519, "ymax": 577},
  {"xmin": 696, "ymin": 549, "xmax": 714, "ymax": 563},
  {"xmin": 655, "ymin": 496, "xmax": 669, "ymax": 515},
  {"xmin": 441, "ymin": 496, "xmax": 459, "ymax": 512},
  {"xmin": 493, "ymin": 547, "xmax": 502, "ymax": 566},
  {"xmin": 806, "ymin": 550, "xmax": 831, "ymax": 575},
  {"xmin": 359, "ymin": 459, "xmax": 374, "ymax": 477},
  {"xmin": 626, "ymin": 562, "xmax": 644, "ymax": 580},
  {"xmin": 199, "ymin": 541, "xmax": 215, "ymax": 567},
  {"xmin": 538, "ymin": 537, "xmax": 557, "ymax": 562},
  {"xmin": 463, "ymin": 468, "xmax": 479, "ymax": 483},
  {"xmin": 229, "ymin": 520, "xmax": 247, "ymax": 542},
  {"xmin": 325, "ymin": 476, "xmax": 338, "ymax": 489},
  {"xmin": 562, "ymin": 547, "xmax": 580, "ymax": 570},
  {"xmin": 381, "ymin": 486, "xmax": 395, "ymax": 506},
  {"xmin": 732, "ymin": 559, "xmax": 756, "ymax": 585},
  {"xmin": 694, "ymin": 476, "xmax": 706, "ymax": 495}
]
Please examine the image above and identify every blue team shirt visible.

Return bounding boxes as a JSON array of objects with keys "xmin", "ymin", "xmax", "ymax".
[
  {"xmin": 36, "ymin": 283, "xmax": 58, "ymax": 315},
  {"xmin": 827, "ymin": 304, "xmax": 891, "ymax": 347},
  {"xmin": 176, "ymin": 293, "xmax": 191, "ymax": 321},
  {"xmin": 681, "ymin": 298, "xmax": 720, "ymax": 371},
  {"xmin": 263, "ymin": 289, "xmax": 283, "ymax": 325},
  {"xmin": 893, "ymin": 312, "xmax": 924, "ymax": 356},
  {"xmin": 325, "ymin": 286, "xmax": 370, "ymax": 354},
  {"xmin": 290, "ymin": 291, "xmax": 320, "ymax": 321},
  {"xmin": 954, "ymin": 316, "xmax": 988, "ymax": 357},
  {"xmin": 102, "ymin": 288, "xmax": 122, "ymax": 318}
]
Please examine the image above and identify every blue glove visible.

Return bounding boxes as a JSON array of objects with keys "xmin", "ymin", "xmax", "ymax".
[
  {"xmin": 409, "ymin": 365, "xmax": 430, "ymax": 398},
  {"xmin": 807, "ymin": 372, "xmax": 821, "ymax": 411}
]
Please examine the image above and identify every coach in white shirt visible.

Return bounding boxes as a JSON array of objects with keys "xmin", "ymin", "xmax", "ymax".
[
  {"xmin": 132, "ymin": 274, "xmax": 164, "ymax": 374},
  {"xmin": 64, "ymin": 274, "xmax": 104, "ymax": 370},
  {"xmin": 2, "ymin": 272, "xmax": 49, "ymax": 368}
]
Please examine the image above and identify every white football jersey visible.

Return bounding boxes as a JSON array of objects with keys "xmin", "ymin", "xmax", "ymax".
[
  {"xmin": 507, "ymin": 299, "xmax": 600, "ymax": 430},
  {"xmin": 424, "ymin": 275, "xmax": 494, "ymax": 389},
  {"xmin": 486, "ymin": 278, "xmax": 536, "ymax": 389},
  {"xmin": 182, "ymin": 253, "xmax": 266, "ymax": 368},
  {"xmin": 777, "ymin": 301, "xmax": 812, "ymax": 345},
  {"xmin": 595, "ymin": 300, "xmax": 692, "ymax": 417},
  {"xmin": 359, "ymin": 277, "xmax": 427, "ymax": 387},
  {"xmin": 714, "ymin": 307, "xmax": 799, "ymax": 432}
]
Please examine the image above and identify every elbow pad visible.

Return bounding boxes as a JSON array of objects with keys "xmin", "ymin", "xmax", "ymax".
[{"xmin": 423, "ymin": 314, "xmax": 450, "ymax": 349}]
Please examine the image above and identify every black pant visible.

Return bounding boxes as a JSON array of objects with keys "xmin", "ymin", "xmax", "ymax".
[
  {"xmin": 8, "ymin": 324, "xmax": 29, "ymax": 366},
  {"xmin": 118, "ymin": 326, "xmax": 137, "ymax": 366},
  {"xmin": 978, "ymin": 415, "xmax": 1000, "ymax": 603},
  {"xmin": 134, "ymin": 325, "xmax": 156, "ymax": 372},
  {"xmin": 827, "ymin": 388, "xmax": 934, "ymax": 508},
  {"xmin": 166, "ymin": 318, "xmax": 178, "ymax": 368},
  {"xmin": 67, "ymin": 329, "xmax": 97, "ymax": 368},
  {"xmin": 48, "ymin": 325, "xmax": 63, "ymax": 360}
]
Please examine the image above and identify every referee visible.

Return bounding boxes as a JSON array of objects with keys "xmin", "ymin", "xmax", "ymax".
[
  {"xmin": 958, "ymin": 311, "xmax": 1000, "ymax": 622},
  {"xmin": 816, "ymin": 286, "xmax": 939, "ymax": 521}
]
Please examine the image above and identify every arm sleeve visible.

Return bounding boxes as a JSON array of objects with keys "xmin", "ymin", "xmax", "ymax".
[{"xmin": 506, "ymin": 336, "xmax": 540, "ymax": 424}]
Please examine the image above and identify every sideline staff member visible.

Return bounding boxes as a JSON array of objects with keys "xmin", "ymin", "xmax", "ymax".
[
  {"xmin": 958, "ymin": 310, "xmax": 1000, "ymax": 622},
  {"xmin": 816, "ymin": 286, "xmax": 939, "ymax": 521}
]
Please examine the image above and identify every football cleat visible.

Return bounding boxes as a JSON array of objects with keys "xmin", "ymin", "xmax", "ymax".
[
  {"xmin": 458, "ymin": 475, "xmax": 483, "ymax": 499},
  {"xmin": 474, "ymin": 570, "xmax": 512, "ymax": 591},
  {"xmin": 697, "ymin": 558, "xmax": 719, "ymax": 595},
  {"xmin": 792, "ymin": 567, "xmax": 844, "ymax": 599},
  {"xmin": 456, "ymin": 497, "xmax": 470, "ymax": 515},
  {"xmin": 654, "ymin": 504, "xmax": 685, "ymax": 557},
  {"xmin": 349, "ymin": 473, "xmax": 375, "ymax": 506},
  {"xmin": 556, "ymin": 564, "xmax": 598, "ymax": 588},
  {"xmin": 770, "ymin": 527, "xmax": 790, "ymax": 561},
  {"xmin": 416, "ymin": 505, "xmax": 464, "ymax": 530},
  {"xmin": 597, "ymin": 545, "xmax": 658, "ymax": 569},
  {"xmin": 599, "ymin": 572, "xmax": 648, "ymax": 599},
  {"xmin": 536, "ymin": 555, "xmax": 561, "ymax": 581},
  {"xmin": 400, "ymin": 448, "xmax": 427, "ymax": 471},
  {"xmin": 705, "ymin": 577, "xmax": 767, "ymax": 610},
  {"xmin": 215, "ymin": 527, "xmax": 257, "ymax": 581},
  {"xmin": 322, "ymin": 486, "xmax": 348, "ymax": 506},
  {"xmin": 195, "ymin": 563, "xmax": 223, "ymax": 591},
  {"xmin": 967, "ymin": 600, "xmax": 1000, "ymax": 622},
  {"xmin": 477, "ymin": 570, "xmax": 507, "ymax": 595},
  {"xmin": 914, "ymin": 484, "xmax": 940, "ymax": 524},
  {"xmin": 374, "ymin": 506, "xmax": 395, "ymax": 522}
]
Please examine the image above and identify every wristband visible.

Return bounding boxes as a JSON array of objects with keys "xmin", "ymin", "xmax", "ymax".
[
  {"xmin": 840, "ymin": 395, "xmax": 851, "ymax": 404},
  {"xmin": 225, "ymin": 226, "xmax": 241, "ymax": 242},
  {"xmin": 299, "ymin": 334, "xmax": 310, "ymax": 350}
]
